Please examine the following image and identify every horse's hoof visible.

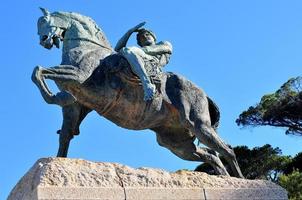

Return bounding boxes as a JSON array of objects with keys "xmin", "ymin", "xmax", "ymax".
[{"xmin": 31, "ymin": 65, "xmax": 42, "ymax": 84}]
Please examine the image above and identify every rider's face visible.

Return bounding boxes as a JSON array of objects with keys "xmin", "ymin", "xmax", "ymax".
[{"xmin": 139, "ymin": 32, "xmax": 155, "ymax": 46}]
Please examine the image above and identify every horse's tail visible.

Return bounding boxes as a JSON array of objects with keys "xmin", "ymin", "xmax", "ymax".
[{"xmin": 207, "ymin": 96, "xmax": 220, "ymax": 130}]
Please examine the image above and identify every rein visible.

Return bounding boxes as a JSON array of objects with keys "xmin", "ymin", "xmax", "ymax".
[{"xmin": 64, "ymin": 38, "xmax": 112, "ymax": 51}]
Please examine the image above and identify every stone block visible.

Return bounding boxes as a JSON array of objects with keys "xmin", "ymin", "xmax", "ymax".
[{"xmin": 8, "ymin": 158, "xmax": 288, "ymax": 200}]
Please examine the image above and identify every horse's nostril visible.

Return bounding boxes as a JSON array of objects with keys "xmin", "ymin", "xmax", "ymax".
[{"xmin": 42, "ymin": 35, "xmax": 48, "ymax": 41}]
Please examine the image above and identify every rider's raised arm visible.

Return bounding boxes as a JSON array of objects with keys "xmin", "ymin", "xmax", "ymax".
[
  {"xmin": 142, "ymin": 41, "xmax": 172, "ymax": 56},
  {"xmin": 114, "ymin": 31, "xmax": 132, "ymax": 52},
  {"xmin": 114, "ymin": 22, "xmax": 146, "ymax": 52}
]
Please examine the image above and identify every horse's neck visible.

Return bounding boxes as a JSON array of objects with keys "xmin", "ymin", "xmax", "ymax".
[
  {"xmin": 63, "ymin": 39, "xmax": 101, "ymax": 52},
  {"xmin": 61, "ymin": 21, "xmax": 112, "ymax": 64},
  {"xmin": 61, "ymin": 40, "xmax": 112, "ymax": 65},
  {"xmin": 62, "ymin": 24, "xmax": 112, "ymax": 53},
  {"xmin": 62, "ymin": 41, "xmax": 96, "ymax": 64}
]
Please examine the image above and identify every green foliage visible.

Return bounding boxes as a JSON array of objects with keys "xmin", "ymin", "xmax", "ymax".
[
  {"xmin": 230, "ymin": 145, "xmax": 288, "ymax": 181},
  {"xmin": 236, "ymin": 77, "xmax": 302, "ymax": 135},
  {"xmin": 284, "ymin": 152, "xmax": 302, "ymax": 175},
  {"xmin": 279, "ymin": 170, "xmax": 302, "ymax": 200}
]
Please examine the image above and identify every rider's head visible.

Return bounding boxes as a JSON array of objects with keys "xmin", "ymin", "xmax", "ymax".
[{"xmin": 136, "ymin": 29, "xmax": 156, "ymax": 47}]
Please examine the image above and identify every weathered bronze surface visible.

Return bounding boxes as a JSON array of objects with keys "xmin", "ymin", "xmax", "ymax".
[{"xmin": 32, "ymin": 8, "xmax": 243, "ymax": 178}]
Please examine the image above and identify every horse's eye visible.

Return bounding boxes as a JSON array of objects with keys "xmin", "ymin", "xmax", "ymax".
[
  {"xmin": 42, "ymin": 35, "xmax": 48, "ymax": 41},
  {"xmin": 39, "ymin": 18, "xmax": 47, "ymax": 24},
  {"xmin": 42, "ymin": 17, "xmax": 50, "ymax": 23}
]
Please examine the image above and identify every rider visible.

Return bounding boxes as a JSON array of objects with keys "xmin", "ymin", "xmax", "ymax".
[{"xmin": 115, "ymin": 22, "xmax": 172, "ymax": 101}]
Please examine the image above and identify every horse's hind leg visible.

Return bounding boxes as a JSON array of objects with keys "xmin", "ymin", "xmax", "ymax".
[
  {"xmin": 193, "ymin": 119, "xmax": 243, "ymax": 178},
  {"xmin": 155, "ymin": 131, "xmax": 229, "ymax": 176},
  {"xmin": 57, "ymin": 103, "xmax": 91, "ymax": 157}
]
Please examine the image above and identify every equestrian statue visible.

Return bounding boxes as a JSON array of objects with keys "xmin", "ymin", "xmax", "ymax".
[{"xmin": 32, "ymin": 8, "xmax": 244, "ymax": 178}]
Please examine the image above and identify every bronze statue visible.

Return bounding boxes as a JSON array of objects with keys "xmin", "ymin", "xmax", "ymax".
[
  {"xmin": 32, "ymin": 8, "xmax": 243, "ymax": 178},
  {"xmin": 115, "ymin": 22, "xmax": 172, "ymax": 101}
]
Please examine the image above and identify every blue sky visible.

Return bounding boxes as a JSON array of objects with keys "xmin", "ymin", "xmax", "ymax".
[{"xmin": 1, "ymin": 0, "xmax": 302, "ymax": 198}]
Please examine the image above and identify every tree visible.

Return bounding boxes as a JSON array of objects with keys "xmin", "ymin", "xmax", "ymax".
[
  {"xmin": 283, "ymin": 152, "xmax": 302, "ymax": 175},
  {"xmin": 279, "ymin": 170, "xmax": 302, "ymax": 200},
  {"xmin": 236, "ymin": 77, "xmax": 302, "ymax": 135},
  {"xmin": 195, "ymin": 144, "xmax": 291, "ymax": 182}
]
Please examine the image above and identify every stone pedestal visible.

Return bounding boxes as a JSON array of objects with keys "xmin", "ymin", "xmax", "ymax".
[{"xmin": 8, "ymin": 158, "xmax": 288, "ymax": 200}]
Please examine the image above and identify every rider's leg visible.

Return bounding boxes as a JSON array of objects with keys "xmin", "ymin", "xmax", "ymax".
[{"xmin": 120, "ymin": 47, "xmax": 156, "ymax": 101}]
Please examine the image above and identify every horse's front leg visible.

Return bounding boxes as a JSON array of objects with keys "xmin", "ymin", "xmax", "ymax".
[
  {"xmin": 31, "ymin": 65, "xmax": 77, "ymax": 107},
  {"xmin": 31, "ymin": 65, "xmax": 92, "ymax": 157},
  {"xmin": 57, "ymin": 103, "xmax": 91, "ymax": 157}
]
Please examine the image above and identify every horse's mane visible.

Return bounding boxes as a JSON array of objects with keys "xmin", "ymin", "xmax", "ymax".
[{"xmin": 52, "ymin": 11, "xmax": 112, "ymax": 49}]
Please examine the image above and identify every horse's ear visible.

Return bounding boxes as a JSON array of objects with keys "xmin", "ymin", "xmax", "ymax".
[{"xmin": 40, "ymin": 7, "xmax": 50, "ymax": 16}]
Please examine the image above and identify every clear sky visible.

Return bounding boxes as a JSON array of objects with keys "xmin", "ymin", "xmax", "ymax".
[{"xmin": 1, "ymin": 0, "xmax": 302, "ymax": 198}]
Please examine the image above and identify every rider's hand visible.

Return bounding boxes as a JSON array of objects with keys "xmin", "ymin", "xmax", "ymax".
[
  {"xmin": 141, "ymin": 46, "xmax": 150, "ymax": 53},
  {"xmin": 130, "ymin": 22, "xmax": 146, "ymax": 33}
]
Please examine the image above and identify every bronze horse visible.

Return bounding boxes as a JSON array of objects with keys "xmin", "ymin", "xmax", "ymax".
[{"xmin": 32, "ymin": 8, "xmax": 243, "ymax": 178}]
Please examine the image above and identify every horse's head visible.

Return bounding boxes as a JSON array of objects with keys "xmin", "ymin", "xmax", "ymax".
[
  {"xmin": 37, "ymin": 8, "xmax": 112, "ymax": 51},
  {"xmin": 37, "ymin": 8, "xmax": 67, "ymax": 49}
]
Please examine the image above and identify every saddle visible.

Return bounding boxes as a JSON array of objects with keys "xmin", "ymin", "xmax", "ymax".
[{"xmin": 101, "ymin": 53, "xmax": 163, "ymax": 91}]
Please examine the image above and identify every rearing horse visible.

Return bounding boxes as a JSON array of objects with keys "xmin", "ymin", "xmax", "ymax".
[{"xmin": 32, "ymin": 8, "xmax": 243, "ymax": 178}]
